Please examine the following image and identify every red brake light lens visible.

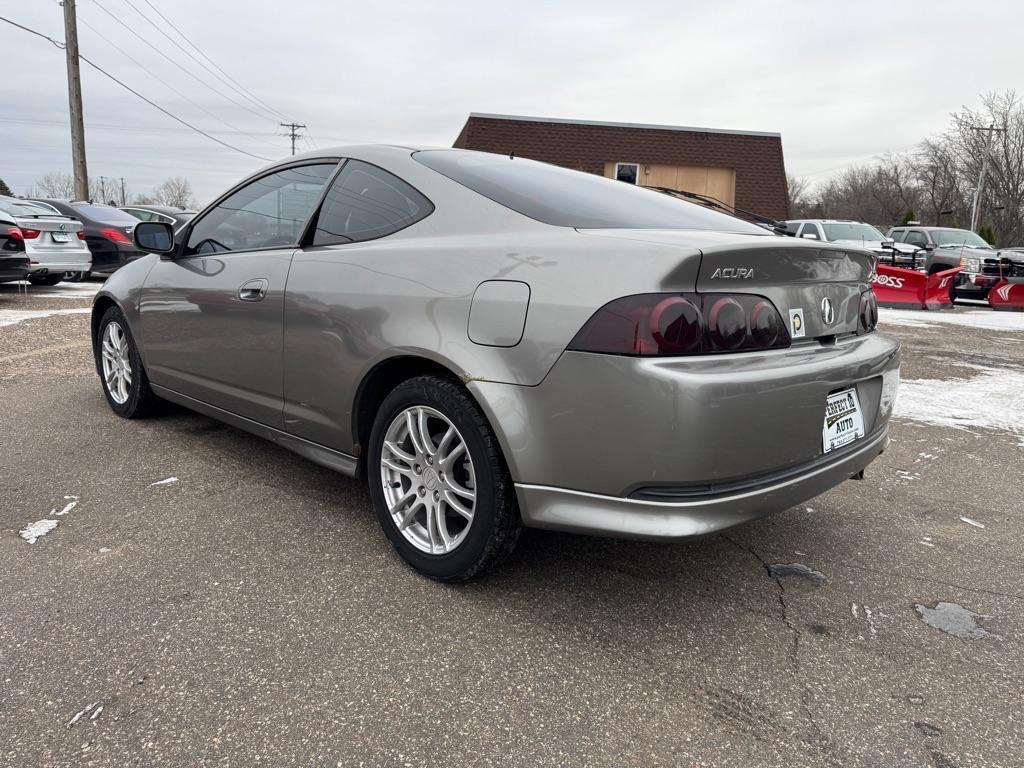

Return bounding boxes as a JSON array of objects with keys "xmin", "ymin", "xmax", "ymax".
[
  {"xmin": 8, "ymin": 227, "xmax": 25, "ymax": 240},
  {"xmin": 100, "ymin": 227, "xmax": 131, "ymax": 245},
  {"xmin": 568, "ymin": 293, "xmax": 791, "ymax": 356},
  {"xmin": 19, "ymin": 228, "xmax": 40, "ymax": 240},
  {"xmin": 77, "ymin": 230, "xmax": 86, "ymax": 240},
  {"xmin": 859, "ymin": 290, "xmax": 878, "ymax": 333}
]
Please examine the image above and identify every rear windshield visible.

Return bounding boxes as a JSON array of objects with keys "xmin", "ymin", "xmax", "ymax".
[
  {"xmin": 413, "ymin": 150, "xmax": 765, "ymax": 233},
  {"xmin": 0, "ymin": 199, "xmax": 64, "ymax": 218},
  {"xmin": 70, "ymin": 203, "xmax": 139, "ymax": 223}
]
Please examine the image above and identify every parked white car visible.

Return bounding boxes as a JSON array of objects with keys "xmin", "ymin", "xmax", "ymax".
[{"xmin": 0, "ymin": 196, "xmax": 92, "ymax": 285}]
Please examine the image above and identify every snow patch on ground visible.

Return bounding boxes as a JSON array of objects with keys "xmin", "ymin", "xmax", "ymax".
[
  {"xmin": 148, "ymin": 476, "xmax": 178, "ymax": 487},
  {"xmin": 894, "ymin": 366, "xmax": 1024, "ymax": 447},
  {"xmin": 879, "ymin": 307, "xmax": 1024, "ymax": 333},
  {"xmin": 0, "ymin": 308, "xmax": 91, "ymax": 328},
  {"xmin": 54, "ymin": 495, "xmax": 79, "ymax": 516},
  {"xmin": 20, "ymin": 519, "xmax": 59, "ymax": 544}
]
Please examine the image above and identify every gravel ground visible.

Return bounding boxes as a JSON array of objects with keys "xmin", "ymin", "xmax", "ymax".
[{"xmin": 1, "ymin": 280, "xmax": 1022, "ymax": 767}]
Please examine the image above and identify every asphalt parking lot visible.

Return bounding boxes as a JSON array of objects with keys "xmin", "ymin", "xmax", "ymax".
[{"xmin": 2, "ymin": 281, "xmax": 1022, "ymax": 768}]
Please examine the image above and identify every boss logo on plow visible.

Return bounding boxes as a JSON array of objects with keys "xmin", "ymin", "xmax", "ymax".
[
  {"xmin": 871, "ymin": 273, "xmax": 905, "ymax": 289},
  {"xmin": 710, "ymin": 267, "xmax": 755, "ymax": 279}
]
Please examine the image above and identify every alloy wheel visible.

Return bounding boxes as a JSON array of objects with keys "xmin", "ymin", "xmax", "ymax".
[
  {"xmin": 101, "ymin": 321, "xmax": 133, "ymax": 405},
  {"xmin": 380, "ymin": 405, "xmax": 477, "ymax": 555}
]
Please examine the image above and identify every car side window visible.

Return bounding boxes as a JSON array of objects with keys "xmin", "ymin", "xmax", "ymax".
[
  {"xmin": 799, "ymin": 223, "xmax": 820, "ymax": 239},
  {"xmin": 888, "ymin": 229, "xmax": 904, "ymax": 242},
  {"xmin": 905, "ymin": 230, "xmax": 928, "ymax": 247},
  {"xmin": 186, "ymin": 163, "xmax": 336, "ymax": 255},
  {"xmin": 309, "ymin": 160, "xmax": 433, "ymax": 246}
]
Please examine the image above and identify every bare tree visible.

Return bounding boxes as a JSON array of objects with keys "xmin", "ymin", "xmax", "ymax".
[
  {"xmin": 787, "ymin": 174, "xmax": 813, "ymax": 218},
  {"xmin": 34, "ymin": 172, "xmax": 75, "ymax": 198},
  {"xmin": 154, "ymin": 176, "xmax": 195, "ymax": 208}
]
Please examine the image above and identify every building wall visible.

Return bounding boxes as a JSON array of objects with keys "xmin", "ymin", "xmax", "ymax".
[{"xmin": 454, "ymin": 115, "xmax": 789, "ymax": 220}]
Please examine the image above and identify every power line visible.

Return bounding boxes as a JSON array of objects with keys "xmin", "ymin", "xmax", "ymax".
[
  {"xmin": 136, "ymin": 0, "xmax": 291, "ymax": 123},
  {"xmin": 0, "ymin": 14, "xmax": 271, "ymax": 161},
  {"xmin": 88, "ymin": 0, "xmax": 276, "ymax": 125},
  {"xmin": 280, "ymin": 122, "xmax": 307, "ymax": 156},
  {"xmin": 75, "ymin": 14, "xmax": 281, "ymax": 151}
]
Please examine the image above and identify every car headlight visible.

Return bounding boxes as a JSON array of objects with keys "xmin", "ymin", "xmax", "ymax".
[{"xmin": 962, "ymin": 257, "xmax": 981, "ymax": 272}]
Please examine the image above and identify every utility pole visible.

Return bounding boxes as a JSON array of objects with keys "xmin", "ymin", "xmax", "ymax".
[
  {"xmin": 119, "ymin": 177, "xmax": 126, "ymax": 206},
  {"xmin": 968, "ymin": 124, "xmax": 1006, "ymax": 233},
  {"xmin": 280, "ymin": 122, "xmax": 307, "ymax": 156},
  {"xmin": 99, "ymin": 175, "xmax": 106, "ymax": 203},
  {"xmin": 62, "ymin": 0, "xmax": 89, "ymax": 201}
]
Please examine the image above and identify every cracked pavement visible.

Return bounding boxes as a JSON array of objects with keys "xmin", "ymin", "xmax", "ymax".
[{"xmin": 1, "ymin": 281, "xmax": 1022, "ymax": 767}]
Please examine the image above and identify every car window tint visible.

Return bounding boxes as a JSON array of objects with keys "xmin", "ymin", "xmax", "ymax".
[
  {"xmin": 0, "ymin": 199, "xmax": 59, "ymax": 217},
  {"xmin": 187, "ymin": 163, "xmax": 335, "ymax": 255},
  {"xmin": 414, "ymin": 149, "xmax": 765, "ymax": 233},
  {"xmin": 70, "ymin": 203, "xmax": 139, "ymax": 223},
  {"xmin": 799, "ymin": 223, "xmax": 819, "ymax": 239},
  {"xmin": 310, "ymin": 160, "xmax": 433, "ymax": 246},
  {"xmin": 905, "ymin": 230, "xmax": 928, "ymax": 247}
]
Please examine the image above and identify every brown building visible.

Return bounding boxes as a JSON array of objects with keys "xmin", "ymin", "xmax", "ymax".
[{"xmin": 453, "ymin": 112, "xmax": 790, "ymax": 220}]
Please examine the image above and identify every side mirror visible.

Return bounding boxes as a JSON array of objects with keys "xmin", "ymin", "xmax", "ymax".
[
  {"xmin": 881, "ymin": 239, "xmax": 896, "ymax": 249},
  {"xmin": 800, "ymin": 232, "xmax": 819, "ymax": 240},
  {"xmin": 924, "ymin": 243, "xmax": 937, "ymax": 252},
  {"xmin": 133, "ymin": 221, "xmax": 175, "ymax": 254}
]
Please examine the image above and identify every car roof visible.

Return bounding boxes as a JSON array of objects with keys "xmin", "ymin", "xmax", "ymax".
[{"xmin": 784, "ymin": 219, "xmax": 866, "ymax": 224}]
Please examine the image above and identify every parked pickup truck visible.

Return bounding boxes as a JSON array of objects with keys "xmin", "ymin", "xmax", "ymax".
[{"xmin": 886, "ymin": 225, "xmax": 998, "ymax": 301}]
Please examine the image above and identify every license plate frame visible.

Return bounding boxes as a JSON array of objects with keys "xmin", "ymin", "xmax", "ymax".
[
  {"xmin": 822, "ymin": 387, "xmax": 866, "ymax": 454},
  {"xmin": 51, "ymin": 232, "xmax": 70, "ymax": 243}
]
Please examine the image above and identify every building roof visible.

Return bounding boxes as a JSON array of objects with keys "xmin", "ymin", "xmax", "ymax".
[{"xmin": 465, "ymin": 112, "xmax": 781, "ymax": 139}]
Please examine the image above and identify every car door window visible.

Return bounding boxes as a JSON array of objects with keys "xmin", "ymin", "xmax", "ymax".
[
  {"xmin": 905, "ymin": 230, "xmax": 928, "ymax": 247},
  {"xmin": 888, "ymin": 229, "xmax": 904, "ymax": 242},
  {"xmin": 799, "ymin": 223, "xmax": 820, "ymax": 239},
  {"xmin": 187, "ymin": 163, "xmax": 336, "ymax": 255},
  {"xmin": 309, "ymin": 160, "xmax": 433, "ymax": 246}
]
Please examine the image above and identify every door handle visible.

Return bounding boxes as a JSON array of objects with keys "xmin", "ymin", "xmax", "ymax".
[{"xmin": 238, "ymin": 278, "xmax": 269, "ymax": 302}]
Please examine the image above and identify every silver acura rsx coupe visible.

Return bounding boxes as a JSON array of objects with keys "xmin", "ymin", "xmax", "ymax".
[{"xmin": 92, "ymin": 145, "xmax": 900, "ymax": 581}]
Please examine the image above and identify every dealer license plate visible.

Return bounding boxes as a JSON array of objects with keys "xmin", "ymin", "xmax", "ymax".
[
  {"xmin": 51, "ymin": 232, "xmax": 70, "ymax": 243},
  {"xmin": 822, "ymin": 388, "xmax": 865, "ymax": 453}
]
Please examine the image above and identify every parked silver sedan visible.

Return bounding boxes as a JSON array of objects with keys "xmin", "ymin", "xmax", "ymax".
[
  {"xmin": 91, "ymin": 146, "xmax": 900, "ymax": 580},
  {"xmin": 0, "ymin": 196, "xmax": 91, "ymax": 285}
]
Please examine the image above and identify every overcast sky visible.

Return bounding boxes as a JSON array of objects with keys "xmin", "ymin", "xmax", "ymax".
[{"xmin": 1, "ymin": 0, "xmax": 1020, "ymax": 205}]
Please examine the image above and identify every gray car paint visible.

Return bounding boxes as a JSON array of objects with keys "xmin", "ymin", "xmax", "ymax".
[{"xmin": 93, "ymin": 145, "xmax": 900, "ymax": 541}]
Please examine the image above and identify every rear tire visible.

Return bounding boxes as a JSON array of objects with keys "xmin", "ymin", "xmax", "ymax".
[
  {"xmin": 96, "ymin": 306, "xmax": 161, "ymax": 419},
  {"xmin": 64, "ymin": 270, "xmax": 91, "ymax": 282},
  {"xmin": 28, "ymin": 274, "xmax": 63, "ymax": 286},
  {"xmin": 367, "ymin": 375, "xmax": 520, "ymax": 581}
]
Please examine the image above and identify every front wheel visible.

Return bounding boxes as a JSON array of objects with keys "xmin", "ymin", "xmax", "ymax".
[
  {"xmin": 367, "ymin": 376, "xmax": 520, "ymax": 581},
  {"xmin": 96, "ymin": 306, "xmax": 161, "ymax": 418}
]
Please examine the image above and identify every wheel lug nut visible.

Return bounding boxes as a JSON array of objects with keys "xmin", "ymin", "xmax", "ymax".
[
  {"xmin": 427, "ymin": 456, "xmax": 433, "ymax": 464},
  {"xmin": 418, "ymin": 487, "xmax": 425, "ymax": 496},
  {"xmin": 433, "ymin": 491, "xmax": 440, "ymax": 501}
]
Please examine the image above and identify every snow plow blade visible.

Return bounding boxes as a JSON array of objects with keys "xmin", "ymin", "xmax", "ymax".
[
  {"xmin": 870, "ymin": 265, "xmax": 961, "ymax": 310},
  {"xmin": 988, "ymin": 280, "xmax": 1024, "ymax": 311},
  {"xmin": 988, "ymin": 253, "xmax": 1024, "ymax": 311}
]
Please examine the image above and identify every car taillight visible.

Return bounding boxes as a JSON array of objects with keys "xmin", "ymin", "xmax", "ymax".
[
  {"xmin": 8, "ymin": 227, "xmax": 25, "ymax": 240},
  {"xmin": 859, "ymin": 290, "xmax": 878, "ymax": 333},
  {"xmin": 100, "ymin": 227, "xmax": 131, "ymax": 244},
  {"xmin": 19, "ymin": 228, "xmax": 40, "ymax": 240},
  {"xmin": 568, "ymin": 293, "xmax": 791, "ymax": 356},
  {"xmin": 77, "ymin": 230, "xmax": 86, "ymax": 240}
]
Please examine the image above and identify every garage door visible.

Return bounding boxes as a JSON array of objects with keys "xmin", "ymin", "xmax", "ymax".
[{"xmin": 604, "ymin": 163, "xmax": 736, "ymax": 209}]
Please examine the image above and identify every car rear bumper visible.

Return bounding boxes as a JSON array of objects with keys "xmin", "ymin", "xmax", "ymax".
[
  {"xmin": 29, "ymin": 259, "xmax": 93, "ymax": 274},
  {"xmin": 470, "ymin": 332, "xmax": 900, "ymax": 538},
  {"xmin": 514, "ymin": 426, "xmax": 889, "ymax": 540}
]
